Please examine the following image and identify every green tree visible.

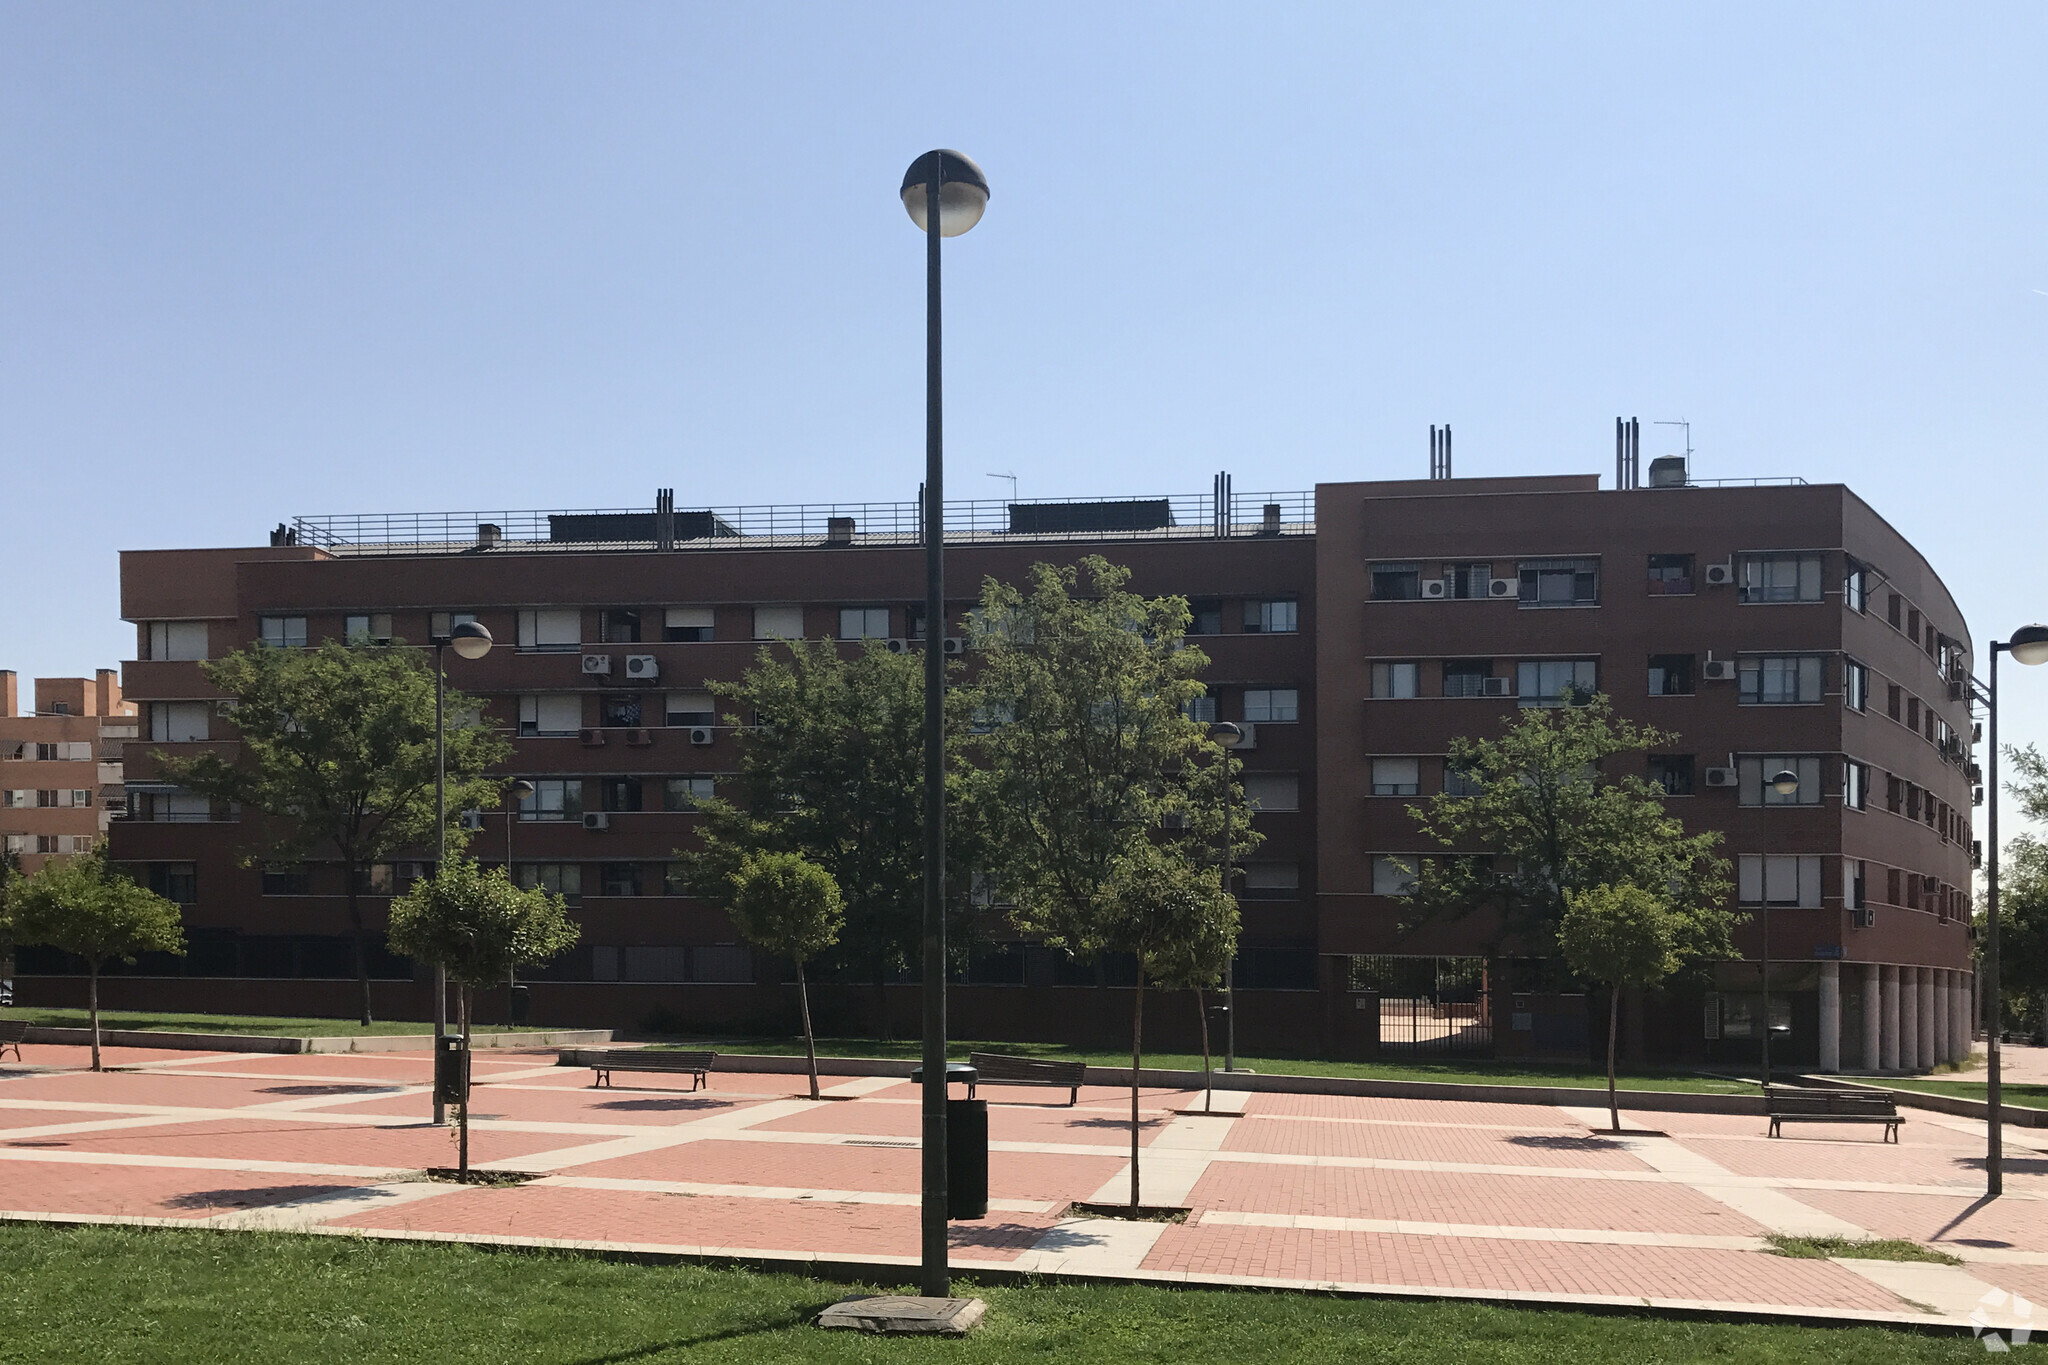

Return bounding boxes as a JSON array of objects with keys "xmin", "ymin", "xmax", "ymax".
[
  {"xmin": 1405, "ymin": 694, "xmax": 1732, "ymax": 953},
  {"xmin": 1991, "ymin": 834, "xmax": 2048, "ymax": 1044},
  {"xmin": 159, "ymin": 641, "xmax": 509, "ymax": 1026},
  {"xmin": 1120, "ymin": 847, "xmax": 1239, "ymax": 1122},
  {"xmin": 1559, "ymin": 883, "xmax": 1735, "ymax": 1132},
  {"xmin": 385, "ymin": 859, "xmax": 578, "ymax": 1176},
  {"xmin": 727, "ymin": 852, "xmax": 845, "ymax": 1100},
  {"xmin": 675, "ymin": 638, "xmax": 982, "ymax": 1016},
  {"xmin": 6, "ymin": 848, "xmax": 186, "ymax": 1070},
  {"xmin": 964, "ymin": 555, "xmax": 1253, "ymax": 1210}
]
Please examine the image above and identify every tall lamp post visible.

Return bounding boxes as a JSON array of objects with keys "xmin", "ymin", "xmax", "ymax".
[
  {"xmin": 1982, "ymin": 624, "xmax": 2048, "ymax": 1196},
  {"xmin": 1760, "ymin": 767, "xmax": 1801, "ymax": 1088},
  {"xmin": 900, "ymin": 148, "xmax": 988, "ymax": 1299},
  {"xmin": 507, "ymin": 778, "xmax": 535, "ymax": 1026},
  {"xmin": 431, "ymin": 619, "xmax": 494, "ymax": 1124},
  {"xmin": 1209, "ymin": 722, "xmax": 1244, "ymax": 1072}
]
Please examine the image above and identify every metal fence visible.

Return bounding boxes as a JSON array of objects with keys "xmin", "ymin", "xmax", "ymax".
[
  {"xmin": 1345, "ymin": 955, "xmax": 1493, "ymax": 1056},
  {"xmin": 288, "ymin": 488, "xmax": 1315, "ymax": 556}
]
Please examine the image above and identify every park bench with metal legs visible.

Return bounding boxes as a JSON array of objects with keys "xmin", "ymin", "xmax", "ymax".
[
  {"xmin": 1765, "ymin": 1085, "xmax": 1902, "ymax": 1141},
  {"xmin": 0, "ymin": 1022, "xmax": 24, "ymax": 1063},
  {"xmin": 588, "ymin": 1050, "xmax": 715, "ymax": 1091},
  {"xmin": 966, "ymin": 1052, "xmax": 1087, "ymax": 1106}
]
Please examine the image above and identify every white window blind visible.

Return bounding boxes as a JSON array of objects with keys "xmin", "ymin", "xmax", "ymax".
[
  {"xmin": 148, "ymin": 701, "xmax": 211, "ymax": 743},
  {"xmin": 1244, "ymin": 774, "xmax": 1299, "ymax": 812},
  {"xmin": 754, "ymin": 606, "xmax": 804, "ymax": 640},
  {"xmin": 667, "ymin": 691, "xmax": 715, "ymax": 726},
  {"xmin": 1370, "ymin": 758, "xmax": 1420, "ymax": 796},
  {"xmin": 1738, "ymin": 854, "xmax": 1823, "ymax": 907},
  {"xmin": 1371, "ymin": 856, "xmax": 1416, "ymax": 896},
  {"xmin": 517, "ymin": 609, "xmax": 582, "ymax": 650},
  {"xmin": 1243, "ymin": 863, "xmax": 1300, "ymax": 890},
  {"xmin": 519, "ymin": 695, "xmax": 583, "ymax": 736},
  {"xmin": 147, "ymin": 621, "xmax": 209, "ymax": 661}
]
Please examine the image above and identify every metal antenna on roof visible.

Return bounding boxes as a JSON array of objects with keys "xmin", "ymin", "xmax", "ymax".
[
  {"xmin": 986, "ymin": 472, "xmax": 1018, "ymax": 503},
  {"xmin": 1654, "ymin": 419, "xmax": 1692, "ymax": 463}
]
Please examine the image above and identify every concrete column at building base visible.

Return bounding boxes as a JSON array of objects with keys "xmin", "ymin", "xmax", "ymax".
[
  {"xmin": 1862, "ymin": 962, "xmax": 1882, "ymax": 1071},
  {"xmin": 1918, "ymin": 969, "xmax": 1937, "ymax": 1072},
  {"xmin": 1817, "ymin": 960, "xmax": 1841, "ymax": 1074},
  {"xmin": 1934, "ymin": 972, "xmax": 1953, "ymax": 1067}
]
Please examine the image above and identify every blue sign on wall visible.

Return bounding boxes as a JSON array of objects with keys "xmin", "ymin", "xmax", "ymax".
[{"xmin": 1812, "ymin": 944, "xmax": 1846, "ymax": 959}]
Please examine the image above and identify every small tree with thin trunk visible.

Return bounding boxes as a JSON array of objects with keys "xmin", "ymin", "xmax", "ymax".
[
  {"xmin": 386, "ymin": 859, "xmax": 578, "ymax": 1177},
  {"xmin": 1558, "ymin": 883, "xmax": 1733, "ymax": 1132},
  {"xmin": 1145, "ymin": 870, "xmax": 1239, "ymax": 1115},
  {"xmin": 726, "ymin": 851, "xmax": 844, "ymax": 1101},
  {"xmin": 5, "ymin": 848, "xmax": 185, "ymax": 1071}
]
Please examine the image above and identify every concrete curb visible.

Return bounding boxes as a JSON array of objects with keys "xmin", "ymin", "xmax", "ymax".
[
  {"xmin": 1800, "ymin": 1075, "xmax": 2048, "ymax": 1128},
  {"xmin": 23, "ymin": 1026, "xmax": 612, "ymax": 1055},
  {"xmin": 555, "ymin": 1049, "xmax": 1765, "ymax": 1114}
]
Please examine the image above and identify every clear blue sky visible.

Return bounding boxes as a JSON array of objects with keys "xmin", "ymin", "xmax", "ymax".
[{"xmin": 5, "ymin": 5, "xmax": 2047, "ymax": 810}]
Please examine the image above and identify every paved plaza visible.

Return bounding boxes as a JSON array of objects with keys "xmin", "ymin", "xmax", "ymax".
[{"xmin": 0, "ymin": 1043, "xmax": 2044, "ymax": 1331}]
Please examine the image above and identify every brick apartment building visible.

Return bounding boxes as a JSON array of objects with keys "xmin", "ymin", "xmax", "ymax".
[
  {"xmin": 62, "ymin": 464, "xmax": 1978, "ymax": 1072},
  {"xmin": 1, "ymin": 671, "xmax": 135, "ymax": 873}
]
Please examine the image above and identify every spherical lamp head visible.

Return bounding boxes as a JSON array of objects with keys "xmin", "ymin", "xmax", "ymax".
[
  {"xmin": 2008, "ymin": 624, "xmax": 2048, "ymax": 667},
  {"xmin": 450, "ymin": 619, "xmax": 494, "ymax": 660},
  {"xmin": 1770, "ymin": 768, "xmax": 1801, "ymax": 798},
  {"xmin": 1209, "ymin": 721, "xmax": 1243, "ymax": 749},
  {"xmin": 900, "ymin": 149, "xmax": 989, "ymax": 237},
  {"xmin": 510, "ymin": 779, "xmax": 537, "ymax": 801}
]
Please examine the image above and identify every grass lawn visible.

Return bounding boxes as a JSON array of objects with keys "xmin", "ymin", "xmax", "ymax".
[
  {"xmin": 643, "ymin": 1035, "xmax": 1755, "ymax": 1094},
  {"xmin": 0, "ymin": 1223, "xmax": 1989, "ymax": 1363},
  {"xmin": 1868, "ymin": 1077, "xmax": 2048, "ymax": 1110},
  {"xmin": 0, "ymin": 1007, "xmax": 529, "ymax": 1038}
]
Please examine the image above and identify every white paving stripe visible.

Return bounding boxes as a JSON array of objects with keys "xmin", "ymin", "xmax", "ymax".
[
  {"xmin": 1196, "ymin": 1209, "xmax": 1772, "ymax": 1251},
  {"xmin": 1011, "ymin": 1216, "xmax": 1173, "ymax": 1275},
  {"xmin": 536, "ymin": 1174, "xmax": 1054, "ymax": 1214}
]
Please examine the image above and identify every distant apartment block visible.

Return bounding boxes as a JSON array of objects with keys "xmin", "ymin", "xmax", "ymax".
[{"xmin": 1, "ymin": 671, "xmax": 135, "ymax": 873}]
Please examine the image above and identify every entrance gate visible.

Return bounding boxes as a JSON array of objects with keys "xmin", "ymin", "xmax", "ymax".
[{"xmin": 1346, "ymin": 955, "xmax": 1493, "ymax": 1056}]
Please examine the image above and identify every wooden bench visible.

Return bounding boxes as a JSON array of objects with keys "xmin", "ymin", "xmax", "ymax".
[
  {"xmin": 0, "ymin": 1022, "xmax": 24, "ymax": 1063},
  {"xmin": 588, "ymin": 1050, "xmax": 715, "ymax": 1091},
  {"xmin": 1766, "ymin": 1085, "xmax": 1901, "ymax": 1142},
  {"xmin": 967, "ymin": 1052, "xmax": 1086, "ymax": 1106}
]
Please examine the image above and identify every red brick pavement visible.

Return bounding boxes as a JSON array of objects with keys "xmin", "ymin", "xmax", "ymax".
[
  {"xmin": 1141, "ymin": 1223, "xmax": 1909, "ymax": 1310},
  {"xmin": 1622, "ymin": 1108, "xmax": 1983, "ymax": 1148},
  {"xmin": 327, "ymin": 1183, "xmax": 1054, "ymax": 1261},
  {"xmin": 1185, "ymin": 1160, "xmax": 1768, "ymax": 1235},
  {"xmin": 0, "ymin": 1161, "xmax": 361, "ymax": 1220},
  {"xmin": 1223, "ymin": 1116, "xmax": 1650, "ymax": 1169},
  {"xmin": 0, "ymin": 1070, "xmax": 361, "ymax": 1110},
  {"xmin": 1675, "ymin": 1135, "xmax": 2024, "ymax": 1190},
  {"xmin": 1244, "ymin": 1093, "xmax": 1583, "ymax": 1129},
  {"xmin": 752, "ymin": 1096, "xmax": 1174, "ymax": 1147},
  {"xmin": 320, "ymin": 1086, "xmax": 769, "ymax": 1128},
  {"xmin": 0, "ymin": 1108, "xmax": 161, "ymax": 1132},
  {"xmin": 1786, "ymin": 1187, "xmax": 2048, "ymax": 1252},
  {"xmin": 1974, "ymin": 1263, "xmax": 2048, "ymax": 1313},
  {"xmin": 572, "ymin": 1136, "xmax": 1123, "ymax": 1203},
  {"xmin": 2, "ymin": 1117, "xmax": 607, "ymax": 1168},
  {"xmin": 6, "ymin": 1045, "xmax": 232, "ymax": 1069}
]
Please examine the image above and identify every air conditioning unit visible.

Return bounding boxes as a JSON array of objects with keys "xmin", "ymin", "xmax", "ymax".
[
  {"xmin": 1231, "ymin": 723, "xmax": 1257, "ymax": 751},
  {"xmin": 581, "ymin": 653, "xmax": 612, "ymax": 675},
  {"xmin": 1704, "ymin": 766, "xmax": 1739, "ymax": 788},
  {"xmin": 459, "ymin": 809, "xmax": 484, "ymax": 831},
  {"xmin": 942, "ymin": 636, "xmax": 966, "ymax": 655},
  {"xmin": 1421, "ymin": 578, "xmax": 1449, "ymax": 600},
  {"xmin": 885, "ymin": 638, "xmax": 911, "ymax": 654},
  {"xmin": 625, "ymin": 728, "xmax": 653, "ymax": 747},
  {"xmin": 689, "ymin": 726, "xmax": 715, "ymax": 747},
  {"xmin": 582, "ymin": 812, "xmax": 610, "ymax": 831},
  {"xmin": 1703, "ymin": 563, "xmax": 1735, "ymax": 587},
  {"xmin": 1488, "ymin": 577, "xmax": 1517, "ymax": 599},
  {"xmin": 1947, "ymin": 679, "xmax": 1968, "ymax": 702},
  {"xmin": 578, "ymin": 727, "xmax": 606, "ymax": 748},
  {"xmin": 1702, "ymin": 659, "xmax": 1738, "ymax": 682},
  {"xmin": 625, "ymin": 654, "xmax": 659, "ymax": 681},
  {"xmin": 1852, "ymin": 906, "xmax": 1876, "ymax": 929},
  {"xmin": 1481, "ymin": 677, "xmax": 1513, "ymax": 697}
]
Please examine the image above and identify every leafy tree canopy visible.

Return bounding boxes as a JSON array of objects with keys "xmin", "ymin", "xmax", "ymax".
[
  {"xmin": 7, "ymin": 847, "xmax": 186, "ymax": 969},
  {"xmin": 727, "ymin": 851, "xmax": 845, "ymax": 967},
  {"xmin": 384, "ymin": 858, "xmax": 579, "ymax": 988}
]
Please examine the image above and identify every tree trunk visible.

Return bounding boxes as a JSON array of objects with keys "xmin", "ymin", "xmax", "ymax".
[
  {"xmin": 87, "ymin": 959, "xmax": 102, "ymax": 1072},
  {"xmin": 798, "ymin": 958, "xmax": 820, "ymax": 1101},
  {"xmin": 1605, "ymin": 986, "xmax": 1621, "ymax": 1134},
  {"xmin": 344, "ymin": 869, "xmax": 373, "ymax": 1027},
  {"xmin": 1129, "ymin": 975, "xmax": 1145, "ymax": 1213},
  {"xmin": 1196, "ymin": 986, "xmax": 1213, "ymax": 1114},
  {"xmin": 458, "ymin": 983, "xmax": 471, "ymax": 1178}
]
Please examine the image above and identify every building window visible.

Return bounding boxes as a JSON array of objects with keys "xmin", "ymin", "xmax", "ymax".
[
  {"xmin": 1370, "ymin": 564, "xmax": 1422, "ymax": 602},
  {"xmin": 1843, "ymin": 659, "xmax": 1868, "ymax": 712},
  {"xmin": 1847, "ymin": 859, "xmax": 1867, "ymax": 910},
  {"xmin": 1649, "ymin": 755, "xmax": 1695, "ymax": 796},
  {"xmin": 599, "ymin": 863, "xmax": 643, "ymax": 897},
  {"xmin": 1243, "ymin": 688, "xmax": 1299, "ymax": 722},
  {"xmin": 1244, "ymin": 599, "xmax": 1299, "ymax": 633},
  {"xmin": 1244, "ymin": 773, "xmax": 1300, "ymax": 812},
  {"xmin": 1905, "ymin": 695, "xmax": 1920, "ymax": 732},
  {"xmin": 1443, "ymin": 763, "xmax": 1483, "ymax": 797},
  {"xmin": 1442, "ymin": 660, "xmax": 1492, "ymax": 698},
  {"xmin": 1739, "ymin": 553, "xmax": 1823, "ymax": 604},
  {"xmin": 1738, "ymin": 655, "xmax": 1823, "ymax": 705},
  {"xmin": 518, "ymin": 694, "xmax": 583, "ymax": 737},
  {"xmin": 1738, "ymin": 755, "xmax": 1824, "ymax": 806},
  {"xmin": 429, "ymin": 611, "xmax": 478, "ymax": 639},
  {"xmin": 145, "ymin": 621, "xmax": 210, "ymax": 661},
  {"xmin": 1370, "ymin": 856, "xmax": 1416, "ymax": 896},
  {"xmin": 1738, "ymin": 854, "xmax": 1823, "ymax": 908},
  {"xmin": 1183, "ymin": 696, "xmax": 1218, "ymax": 724},
  {"xmin": 260, "ymin": 865, "xmax": 311, "ymax": 896},
  {"xmin": 1844, "ymin": 561, "xmax": 1869, "ymax": 614},
  {"xmin": 1647, "ymin": 554, "xmax": 1694, "ymax": 595},
  {"xmin": 753, "ymin": 606, "xmax": 804, "ymax": 640},
  {"xmin": 1518, "ymin": 558, "xmax": 1599, "ymax": 607},
  {"xmin": 664, "ymin": 608, "xmax": 715, "ymax": 643},
  {"xmin": 1887, "ymin": 593, "xmax": 1903, "ymax": 629},
  {"xmin": 519, "ymin": 779, "xmax": 583, "ymax": 821},
  {"xmin": 1242, "ymin": 862, "xmax": 1301, "ymax": 898},
  {"xmin": 515, "ymin": 863, "xmax": 582, "ymax": 906},
  {"xmin": 517, "ymin": 609, "xmax": 581, "ymax": 651},
  {"xmin": 1517, "ymin": 659, "xmax": 1596, "ymax": 707},
  {"xmin": 837, "ymin": 607, "xmax": 891, "ymax": 640},
  {"xmin": 1446, "ymin": 562, "xmax": 1493, "ymax": 599},
  {"xmin": 145, "ymin": 863, "xmax": 198, "ymax": 904},
  {"xmin": 666, "ymin": 691, "xmax": 715, "ymax": 727},
  {"xmin": 1907, "ymin": 606, "xmax": 1922, "ymax": 643},
  {"xmin": 258, "ymin": 616, "xmax": 307, "ymax": 649},
  {"xmin": 601, "ymin": 694, "xmax": 643, "ymax": 727},
  {"xmin": 342, "ymin": 613, "xmax": 394, "ymax": 646},
  {"xmin": 129, "ymin": 789, "xmax": 213, "ymax": 823},
  {"xmin": 1647, "ymin": 654, "xmax": 1694, "ymax": 697},
  {"xmin": 599, "ymin": 609, "xmax": 642, "ymax": 644},
  {"xmin": 1186, "ymin": 599, "xmax": 1222, "ymax": 636},
  {"xmin": 1844, "ymin": 760, "xmax": 1869, "ymax": 810},
  {"xmin": 1370, "ymin": 758, "xmax": 1420, "ymax": 797},
  {"xmin": 1371, "ymin": 662, "xmax": 1420, "ymax": 699},
  {"xmin": 69, "ymin": 788, "xmax": 91, "ymax": 808},
  {"xmin": 148, "ymin": 701, "xmax": 211, "ymax": 743},
  {"xmin": 664, "ymin": 776, "xmax": 716, "ymax": 811},
  {"xmin": 599, "ymin": 778, "xmax": 642, "ymax": 813}
]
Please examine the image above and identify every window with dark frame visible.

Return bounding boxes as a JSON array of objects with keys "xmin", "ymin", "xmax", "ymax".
[
  {"xmin": 1187, "ymin": 599, "xmax": 1223, "ymax": 636},
  {"xmin": 1648, "ymin": 755, "xmax": 1695, "ymax": 795},
  {"xmin": 1647, "ymin": 554, "xmax": 1693, "ymax": 595},
  {"xmin": 1442, "ymin": 660, "xmax": 1492, "ymax": 698},
  {"xmin": 599, "ymin": 863, "xmax": 642, "ymax": 897},
  {"xmin": 1370, "ymin": 564, "xmax": 1422, "ymax": 601},
  {"xmin": 601, "ymin": 609, "xmax": 642, "ymax": 644},
  {"xmin": 1647, "ymin": 654, "xmax": 1695, "ymax": 696},
  {"xmin": 1447, "ymin": 563, "xmax": 1493, "ymax": 599},
  {"xmin": 1518, "ymin": 558, "xmax": 1599, "ymax": 607},
  {"xmin": 600, "ymin": 778, "xmax": 642, "ymax": 813}
]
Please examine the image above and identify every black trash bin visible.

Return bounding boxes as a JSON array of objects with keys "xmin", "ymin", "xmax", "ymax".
[
  {"xmin": 947, "ymin": 1096, "xmax": 988, "ymax": 1221},
  {"xmin": 433, "ymin": 1035, "xmax": 469, "ymax": 1106},
  {"xmin": 509, "ymin": 985, "xmax": 531, "ymax": 1027}
]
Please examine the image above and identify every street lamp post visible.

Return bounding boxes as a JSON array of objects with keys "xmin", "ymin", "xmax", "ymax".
[
  {"xmin": 1209, "ymin": 722, "xmax": 1244, "ymax": 1072},
  {"xmin": 507, "ymin": 777, "xmax": 535, "ymax": 1025},
  {"xmin": 1761, "ymin": 767, "xmax": 1801, "ymax": 1088},
  {"xmin": 431, "ymin": 619, "xmax": 494, "ymax": 1124},
  {"xmin": 900, "ymin": 148, "xmax": 988, "ymax": 1299},
  {"xmin": 1983, "ymin": 624, "xmax": 2048, "ymax": 1197}
]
